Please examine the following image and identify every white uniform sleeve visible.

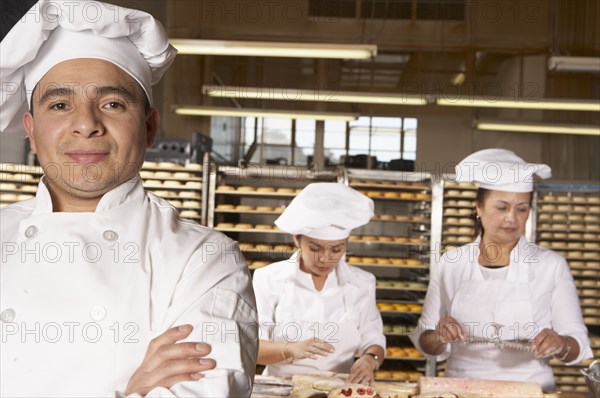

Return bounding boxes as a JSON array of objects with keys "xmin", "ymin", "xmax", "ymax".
[
  {"xmin": 550, "ymin": 256, "xmax": 593, "ymax": 365},
  {"xmin": 358, "ymin": 274, "xmax": 386, "ymax": 353},
  {"xmin": 118, "ymin": 238, "xmax": 258, "ymax": 398},
  {"xmin": 252, "ymin": 267, "xmax": 277, "ymax": 341},
  {"xmin": 410, "ymin": 255, "xmax": 451, "ymax": 361}
]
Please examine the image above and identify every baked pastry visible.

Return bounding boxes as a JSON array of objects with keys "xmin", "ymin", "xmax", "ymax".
[
  {"xmin": 217, "ymin": 185, "xmax": 235, "ymax": 191},
  {"xmin": 180, "ymin": 210, "xmax": 199, "ymax": 218},
  {"xmin": 168, "ymin": 200, "xmax": 182, "ymax": 208},
  {"xmin": 587, "ymin": 196, "xmax": 600, "ymax": 203},
  {"xmin": 394, "ymin": 237, "xmax": 409, "ymax": 243},
  {"xmin": 383, "ymin": 192, "xmax": 398, "ymax": 198},
  {"xmin": 378, "ymin": 236, "xmax": 393, "ymax": 242},
  {"xmin": 152, "ymin": 190, "xmax": 176, "ymax": 198},
  {"xmin": 235, "ymin": 223, "xmax": 253, "ymax": 229},
  {"xmin": 256, "ymin": 205, "xmax": 273, "ymax": 211},
  {"xmin": 173, "ymin": 172, "xmax": 191, "ymax": 179},
  {"xmin": 144, "ymin": 180, "xmax": 162, "ymax": 187},
  {"xmin": 142, "ymin": 161, "xmax": 158, "ymax": 168},
  {"xmin": 253, "ymin": 244, "xmax": 271, "ymax": 252},
  {"xmin": 139, "ymin": 170, "xmax": 154, "ymax": 179},
  {"xmin": 158, "ymin": 162, "xmax": 178, "ymax": 169},
  {"xmin": 185, "ymin": 163, "xmax": 202, "ymax": 170},
  {"xmin": 16, "ymin": 194, "xmax": 34, "ymax": 201},
  {"xmin": 446, "ymin": 217, "xmax": 459, "ymax": 224},
  {"xmin": 182, "ymin": 200, "xmax": 201, "ymax": 208},
  {"xmin": 399, "ymin": 192, "xmax": 415, "ymax": 199},
  {"xmin": 376, "ymin": 258, "xmax": 392, "ymax": 265},
  {"xmin": 457, "ymin": 208, "xmax": 472, "ymax": 216},
  {"xmin": 415, "ymin": 193, "xmax": 431, "ymax": 200},
  {"xmin": 235, "ymin": 205, "xmax": 254, "ymax": 211},
  {"xmin": 346, "ymin": 256, "xmax": 362, "ymax": 263},
  {"xmin": 556, "ymin": 196, "xmax": 570, "ymax": 202},
  {"xmin": 255, "ymin": 224, "xmax": 272, "ymax": 230},
  {"xmin": 216, "ymin": 204, "xmax": 235, "ymax": 210},
  {"xmin": 155, "ymin": 171, "xmax": 173, "ymax": 178},
  {"xmin": 361, "ymin": 236, "xmax": 377, "ymax": 241},
  {"xmin": 177, "ymin": 191, "xmax": 200, "ymax": 199},
  {"xmin": 460, "ymin": 190, "xmax": 477, "ymax": 198},
  {"xmin": 237, "ymin": 186, "xmax": 256, "ymax": 192},
  {"xmin": 163, "ymin": 180, "xmax": 182, "ymax": 187},
  {"xmin": 185, "ymin": 181, "xmax": 202, "ymax": 189},
  {"xmin": 405, "ymin": 259, "xmax": 423, "ymax": 266},
  {"xmin": 216, "ymin": 222, "xmax": 234, "ymax": 228}
]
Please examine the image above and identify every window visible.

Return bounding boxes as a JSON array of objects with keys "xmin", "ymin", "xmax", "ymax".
[
  {"xmin": 239, "ymin": 116, "xmax": 417, "ymax": 166},
  {"xmin": 241, "ymin": 117, "xmax": 315, "ymax": 165},
  {"xmin": 326, "ymin": 116, "xmax": 417, "ymax": 164}
]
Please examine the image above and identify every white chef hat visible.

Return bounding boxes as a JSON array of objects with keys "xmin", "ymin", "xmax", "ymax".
[
  {"xmin": 455, "ymin": 148, "xmax": 552, "ymax": 192},
  {"xmin": 0, "ymin": 0, "xmax": 177, "ymax": 135},
  {"xmin": 275, "ymin": 183, "xmax": 374, "ymax": 240}
]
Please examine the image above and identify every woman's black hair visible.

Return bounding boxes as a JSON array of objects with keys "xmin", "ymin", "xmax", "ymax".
[{"xmin": 471, "ymin": 188, "xmax": 491, "ymax": 239}]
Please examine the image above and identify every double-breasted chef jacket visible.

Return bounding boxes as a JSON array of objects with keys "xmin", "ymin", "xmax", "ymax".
[
  {"xmin": 411, "ymin": 235, "xmax": 593, "ymax": 391},
  {"xmin": 0, "ymin": 176, "xmax": 258, "ymax": 397},
  {"xmin": 253, "ymin": 252, "xmax": 386, "ymax": 377}
]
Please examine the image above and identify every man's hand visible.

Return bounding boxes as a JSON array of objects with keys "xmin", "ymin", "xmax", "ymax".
[
  {"xmin": 124, "ymin": 325, "xmax": 216, "ymax": 396},
  {"xmin": 347, "ymin": 355, "xmax": 375, "ymax": 385},
  {"xmin": 286, "ymin": 338, "xmax": 335, "ymax": 361},
  {"xmin": 435, "ymin": 316, "xmax": 465, "ymax": 344}
]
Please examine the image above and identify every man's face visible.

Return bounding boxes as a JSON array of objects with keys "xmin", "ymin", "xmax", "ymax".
[{"xmin": 23, "ymin": 58, "xmax": 158, "ymax": 200}]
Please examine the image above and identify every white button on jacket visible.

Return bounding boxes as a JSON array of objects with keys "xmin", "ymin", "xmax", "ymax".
[{"xmin": 0, "ymin": 176, "xmax": 258, "ymax": 397}]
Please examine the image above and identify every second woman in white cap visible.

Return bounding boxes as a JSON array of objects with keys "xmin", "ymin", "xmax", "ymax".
[
  {"xmin": 411, "ymin": 149, "xmax": 592, "ymax": 391},
  {"xmin": 253, "ymin": 182, "xmax": 386, "ymax": 384}
]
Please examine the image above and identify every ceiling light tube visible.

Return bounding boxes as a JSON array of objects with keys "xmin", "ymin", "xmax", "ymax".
[
  {"xmin": 202, "ymin": 85, "xmax": 427, "ymax": 105},
  {"xmin": 170, "ymin": 39, "xmax": 377, "ymax": 59},
  {"xmin": 476, "ymin": 121, "xmax": 600, "ymax": 136},
  {"xmin": 173, "ymin": 106, "xmax": 358, "ymax": 121},
  {"xmin": 548, "ymin": 56, "xmax": 600, "ymax": 73},
  {"xmin": 438, "ymin": 97, "xmax": 599, "ymax": 112}
]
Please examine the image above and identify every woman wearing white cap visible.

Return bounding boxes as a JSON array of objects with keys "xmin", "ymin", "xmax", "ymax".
[
  {"xmin": 411, "ymin": 149, "xmax": 592, "ymax": 391},
  {"xmin": 253, "ymin": 183, "xmax": 386, "ymax": 384}
]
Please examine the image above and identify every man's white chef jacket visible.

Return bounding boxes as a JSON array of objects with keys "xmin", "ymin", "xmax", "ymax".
[{"xmin": 0, "ymin": 176, "xmax": 258, "ymax": 397}]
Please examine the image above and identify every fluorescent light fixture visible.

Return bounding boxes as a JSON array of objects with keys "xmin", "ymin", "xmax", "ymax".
[
  {"xmin": 548, "ymin": 56, "xmax": 600, "ymax": 73},
  {"xmin": 170, "ymin": 39, "xmax": 377, "ymax": 59},
  {"xmin": 476, "ymin": 121, "xmax": 600, "ymax": 136},
  {"xmin": 438, "ymin": 97, "xmax": 600, "ymax": 112},
  {"xmin": 173, "ymin": 106, "xmax": 358, "ymax": 121},
  {"xmin": 202, "ymin": 85, "xmax": 427, "ymax": 105}
]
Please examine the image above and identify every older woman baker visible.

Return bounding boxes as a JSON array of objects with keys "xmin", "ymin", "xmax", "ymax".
[{"xmin": 411, "ymin": 149, "xmax": 592, "ymax": 391}]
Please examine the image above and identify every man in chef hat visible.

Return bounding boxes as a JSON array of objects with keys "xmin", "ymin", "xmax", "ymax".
[
  {"xmin": 253, "ymin": 183, "xmax": 386, "ymax": 384},
  {"xmin": 0, "ymin": 1, "xmax": 257, "ymax": 396},
  {"xmin": 412, "ymin": 148, "xmax": 592, "ymax": 391}
]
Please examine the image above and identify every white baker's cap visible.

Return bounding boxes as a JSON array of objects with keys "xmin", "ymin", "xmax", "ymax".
[
  {"xmin": 0, "ymin": 0, "xmax": 177, "ymax": 135},
  {"xmin": 455, "ymin": 148, "xmax": 552, "ymax": 192},
  {"xmin": 275, "ymin": 183, "xmax": 374, "ymax": 240}
]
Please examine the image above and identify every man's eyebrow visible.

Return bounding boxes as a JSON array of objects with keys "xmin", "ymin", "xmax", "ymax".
[
  {"xmin": 38, "ymin": 87, "xmax": 75, "ymax": 104},
  {"xmin": 36, "ymin": 85, "xmax": 140, "ymax": 105},
  {"xmin": 96, "ymin": 85, "xmax": 140, "ymax": 102}
]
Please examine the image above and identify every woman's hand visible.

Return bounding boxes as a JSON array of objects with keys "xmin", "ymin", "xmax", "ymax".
[
  {"xmin": 532, "ymin": 328, "xmax": 566, "ymax": 358},
  {"xmin": 435, "ymin": 316, "xmax": 465, "ymax": 344},
  {"xmin": 124, "ymin": 325, "xmax": 216, "ymax": 396},
  {"xmin": 285, "ymin": 338, "xmax": 335, "ymax": 361},
  {"xmin": 347, "ymin": 355, "xmax": 376, "ymax": 385}
]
